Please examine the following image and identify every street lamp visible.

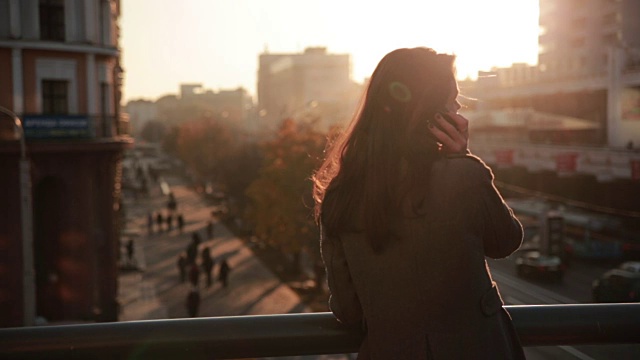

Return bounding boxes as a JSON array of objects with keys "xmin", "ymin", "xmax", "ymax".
[{"xmin": 0, "ymin": 105, "xmax": 35, "ymax": 327}]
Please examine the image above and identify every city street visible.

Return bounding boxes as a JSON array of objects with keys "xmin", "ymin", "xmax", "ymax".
[
  {"xmin": 489, "ymin": 258, "xmax": 640, "ymax": 359},
  {"xmin": 117, "ymin": 172, "xmax": 351, "ymax": 359},
  {"xmin": 117, "ymin": 161, "xmax": 636, "ymax": 360}
]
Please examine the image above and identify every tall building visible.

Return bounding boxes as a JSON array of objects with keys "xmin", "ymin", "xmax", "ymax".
[
  {"xmin": 0, "ymin": 0, "xmax": 132, "ymax": 326},
  {"xmin": 538, "ymin": 0, "xmax": 640, "ymax": 80},
  {"xmin": 258, "ymin": 47, "xmax": 361, "ymax": 130}
]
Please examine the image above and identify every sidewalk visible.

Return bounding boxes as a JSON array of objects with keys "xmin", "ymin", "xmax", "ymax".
[
  {"xmin": 118, "ymin": 174, "xmax": 310, "ymax": 320},
  {"xmin": 117, "ymin": 174, "xmax": 351, "ymax": 359}
]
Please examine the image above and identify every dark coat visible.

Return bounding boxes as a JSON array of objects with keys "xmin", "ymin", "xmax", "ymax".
[{"xmin": 321, "ymin": 154, "xmax": 525, "ymax": 360}]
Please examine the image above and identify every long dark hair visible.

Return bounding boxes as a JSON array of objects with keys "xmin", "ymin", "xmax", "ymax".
[{"xmin": 312, "ymin": 47, "xmax": 456, "ymax": 252}]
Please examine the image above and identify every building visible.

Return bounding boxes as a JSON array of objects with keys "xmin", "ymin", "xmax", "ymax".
[
  {"xmin": 179, "ymin": 84, "xmax": 253, "ymax": 124},
  {"xmin": 125, "ymin": 84, "xmax": 255, "ymax": 138},
  {"xmin": 258, "ymin": 47, "xmax": 362, "ymax": 130},
  {"xmin": 538, "ymin": 0, "xmax": 640, "ymax": 80},
  {"xmin": 0, "ymin": 0, "xmax": 132, "ymax": 327},
  {"xmin": 470, "ymin": 0, "xmax": 640, "ymax": 148},
  {"xmin": 458, "ymin": 0, "xmax": 640, "ymax": 216},
  {"xmin": 125, "ymin": 99, "xmax": 158, "ymax": 136}
]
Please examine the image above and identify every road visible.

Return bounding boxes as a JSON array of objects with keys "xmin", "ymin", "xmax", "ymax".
[{"xmin": 488, "ymin": 256, "xmax": 640, "ymax": 359}]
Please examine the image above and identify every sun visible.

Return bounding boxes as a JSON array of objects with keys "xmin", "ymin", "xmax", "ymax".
[{"xmin": 336, "ymin": 0, "xmax": 540, "ymax": 83}]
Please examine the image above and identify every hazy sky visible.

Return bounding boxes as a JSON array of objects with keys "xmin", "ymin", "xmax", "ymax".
[{"xmin": 120, "ymin": 0, "xmax": 540, "ymax": 103}]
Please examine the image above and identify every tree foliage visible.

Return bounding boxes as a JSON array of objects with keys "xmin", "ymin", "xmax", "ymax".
[
  {"xmin": 246, "ymin": 119, "xmax": 327, "ymax": 266},
  {"xmin": 174, "ymin": 116, "xmax": 238, "ymax": 182},
  {"xmin": 139, "ymin": 120, "xmax": 167, "ymax": 143}
]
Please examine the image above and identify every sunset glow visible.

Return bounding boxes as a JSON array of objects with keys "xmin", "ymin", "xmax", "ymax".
[{"xmin": 121, "ymin": 0, "xmax": 539, "ymax": 101}]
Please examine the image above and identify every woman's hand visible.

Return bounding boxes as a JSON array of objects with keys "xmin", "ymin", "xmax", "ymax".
[{"xmin": 428, "ymin": 112, "xmax": 469, "ymax": 154}]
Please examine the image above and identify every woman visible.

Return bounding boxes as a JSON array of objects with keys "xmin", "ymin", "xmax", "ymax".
[{"xmin": 313, "ymin": 47, "xmax": 525, "ymax": 359}]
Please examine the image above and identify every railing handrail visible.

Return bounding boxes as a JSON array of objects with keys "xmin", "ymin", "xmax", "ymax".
[{"xmin": 1, "ymin": 304, "xmax": 639, "ymax": 359}]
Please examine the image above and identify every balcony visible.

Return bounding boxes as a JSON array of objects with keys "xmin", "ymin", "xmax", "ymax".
[{"xmin": 0, "ymin": 304, "xmax": 639, "ymax": 359}]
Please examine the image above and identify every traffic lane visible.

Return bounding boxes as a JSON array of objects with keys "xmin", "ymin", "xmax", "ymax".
[
  {"xmin": 488, "ymin": 256, "xmax": 617, "ymax": 303},
  {"xmin": 489, "ymin": 261, "xmax": 640, "ymax": 359}
]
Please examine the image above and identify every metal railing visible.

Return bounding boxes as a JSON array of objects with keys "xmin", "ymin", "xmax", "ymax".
[{"xmin": 1, "ymin": 304, "xmax": 639, "ymax": 359}]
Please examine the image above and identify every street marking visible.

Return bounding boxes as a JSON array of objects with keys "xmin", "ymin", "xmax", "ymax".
[{"xmin": 558, "ymin": 346, "xmax": 598, "ymax": 360}]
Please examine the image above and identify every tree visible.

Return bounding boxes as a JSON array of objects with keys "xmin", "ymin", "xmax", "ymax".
[
  {"xmin": 139, "ymin": 120, "xmax": 167, "ymax": 143},
  {"xmin": 174, "ymin": 116, "xmax": 238, "ymax": 183},
  {"xmin": 246, "ymin": 118, "xmax": 327, "ymax": 280},
  {"xmin": 162, "ymin": 125, "xmax": 180, "ymax": 157}
]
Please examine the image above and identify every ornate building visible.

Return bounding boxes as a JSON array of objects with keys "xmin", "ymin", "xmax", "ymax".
[{"xmin": 0, "ymin": 0, "xmax": 132, "ymax": 327}]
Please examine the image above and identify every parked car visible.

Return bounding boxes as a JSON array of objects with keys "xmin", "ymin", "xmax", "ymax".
[
  {"xmin": 592, "ymin": 261, "xmax": 640, "ymax": 303},
  {"xmin": 515, "ymin": 250, "xmax": 565, "ymax": 282}
]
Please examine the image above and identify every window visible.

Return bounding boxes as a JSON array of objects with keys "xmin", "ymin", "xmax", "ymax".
[
  {"xmin": 42, "ymin": 80, "xmax": 69, "ymax": 114},
  {"xmin": 39, "ymin": 0, "xmax": 65, "ymax": 41}
]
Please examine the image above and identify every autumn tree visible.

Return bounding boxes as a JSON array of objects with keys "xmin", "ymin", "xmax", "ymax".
[
  {"xmin": 139, "ymin": 120, "xmax": 167, "ymax": 143},
  {"xmin": 246, "ymin": 118, "xmax": 327, "ymax": 282},
  {"xmin": 174, "ymin": 115, "xmax": 238, "ymax": 183}
]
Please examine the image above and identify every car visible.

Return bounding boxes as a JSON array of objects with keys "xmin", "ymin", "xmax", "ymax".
[
  {"xmin": 592, "ymin": 261, "xmax": 640, "ymax": 303},
  {"xmin": 515, "ymin": 250, "xmax": 565, "ymax": 282}
]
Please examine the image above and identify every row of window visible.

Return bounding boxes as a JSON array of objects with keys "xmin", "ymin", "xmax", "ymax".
[
  {"xmin": 41, "ymin": 80, "xmax": 112, "ymax": 115},
  {"xmin": 37, "ymin": 0, "xmax": 112, "ymax": 43},
  {"xmin": 539, "ymin": 31, "xmax": 621, "ymax": 54}
]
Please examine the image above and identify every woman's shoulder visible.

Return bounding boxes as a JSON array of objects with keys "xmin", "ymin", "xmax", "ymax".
[{"xmin": 435, "ymin": 152, "xmax": 494, "ymax": 180}]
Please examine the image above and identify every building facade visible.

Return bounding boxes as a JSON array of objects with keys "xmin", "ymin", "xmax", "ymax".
[
  {"xmin": 179, "ymin": 84, "xmax": 253, "ymax": 125},
  {"xmin": 538, "ymin": 0, "xmax": 640, "ymax": 80},
  {"xmin": 258, "ymin": 47, "xmax": 361, "ymax": 130},
  {"xmin": 125, "ymin": 84, "xmax": 255, "ymax": 138},
  {"xmin": 0, "ymin": 0, "xmax": 132, "ymax": 327}
]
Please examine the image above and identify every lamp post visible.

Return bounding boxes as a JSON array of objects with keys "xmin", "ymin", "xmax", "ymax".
[{"xmin": 0, "ymin": 105, "xmax": 35, "ymax": 326}]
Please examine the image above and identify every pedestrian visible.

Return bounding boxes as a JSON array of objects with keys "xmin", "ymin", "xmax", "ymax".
[
  {"xmin": 177, "ymin": 252, "xmax": 187, "ymax": 283},
  {"xmin": 192, "ymin": 231, "xmax": 202, "ymax": 246},
  {"xmin": 186, "ymin": 287, "xmax": 200, "ymax": 318},
  {"xmin": 312, "ymin": 47, "xmax": 525, "ymax": 359},
  {"xmin": 201, "ymin": 247, "xmax": 215, "ymax": 287},
  {"xmin": 167, "ymin": 192, "xmax": 177, "ymax": 212},
  {"xmin": 188, "ymin": 263, "xmax": 201, "ymax": 287},
  {"xmin": 149, "ymin": 167, "xmax": 158, "ymax": 183},
  {"xmin": 206, "ymin": 220, "xmax": 214, "ymax": 239},
  {"xmin": 140, "ymin": 176, "xmax": 149, "ymax": 196},
  {"xmin": 218, "ymin": 259, "xmax": 230, "ymax": 288},
  {"xmin": 186, "ymin": 233, "xmax": 199, "ymax": 264},
  {"xmin": 125, "ymin": 239, "xmax": 134, "ymax": 265},
  {"xmin": 147, "ymin": 212, "xmax": 154, "ymax": 235},
  {"xmin": 156, "ymin": 212, "xmax": 164, "ymax": 232},
  {"xmin": 166, "ymin": 213, "xmax": 173, "ymax": 231},
  {"xmin": 177, "ymin": 213, "xmax": 185, "ymax": 233}
]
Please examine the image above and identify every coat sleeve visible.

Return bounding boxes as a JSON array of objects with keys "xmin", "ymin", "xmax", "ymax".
[
  {"xmin": 467, "ymin": 157, "xmax": 523, "ymax": 259},
  {"xmin": 320, "ymin": 224, "xmax": 363, "ymax": 326}
]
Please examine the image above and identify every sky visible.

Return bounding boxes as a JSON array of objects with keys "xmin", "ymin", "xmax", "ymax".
[{"xmin": 120, "ymin": 0, "xmax": 540, "ymax": 103}]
